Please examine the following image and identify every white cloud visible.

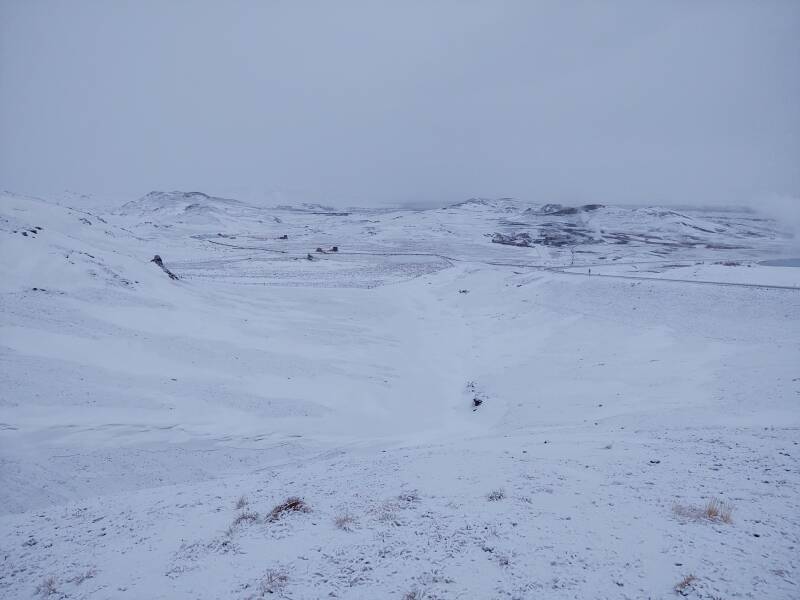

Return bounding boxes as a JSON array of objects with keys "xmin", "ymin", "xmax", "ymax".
[{"xmin": 1, "ymin": 1, "xmax": 798, "ymax": 206}]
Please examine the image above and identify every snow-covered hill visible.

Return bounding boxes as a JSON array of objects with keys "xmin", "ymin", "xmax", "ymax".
[{"xmin": 1, "ymin": 191, "xmax": 798, "ymax": 599}]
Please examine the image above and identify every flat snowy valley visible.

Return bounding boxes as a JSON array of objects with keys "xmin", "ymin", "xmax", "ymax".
[{"xmin": 1, "ymin": 192, "xmax": 798, "ymax": 599}]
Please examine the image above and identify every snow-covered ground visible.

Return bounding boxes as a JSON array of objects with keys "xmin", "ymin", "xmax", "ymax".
[{"xmin": 1, "ymin": 192, "xmax": 798, "ymax": 599}]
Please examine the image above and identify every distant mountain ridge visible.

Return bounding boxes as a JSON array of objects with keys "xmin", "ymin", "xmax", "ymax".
[{"xmin": 116, "ymin": 190, "xmax": 249, "ymax": 215}]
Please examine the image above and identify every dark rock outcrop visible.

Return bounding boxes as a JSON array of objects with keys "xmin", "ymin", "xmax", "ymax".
[
  {"xmin": 527, "ymin": 203, "xmax": 605, "ymax": 216},
  {"xmin": 150, "ymin": 255, "xmax": 179, "ymax": 280},
  {"xmin": 491, "ymin": 232, "xmax": 533, "ymax": 247}
]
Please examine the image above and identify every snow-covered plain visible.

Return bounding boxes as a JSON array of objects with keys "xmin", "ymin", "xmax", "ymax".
[{"xmin": 1, "ymin": 192, "xmax": 798, "ymax": 599}]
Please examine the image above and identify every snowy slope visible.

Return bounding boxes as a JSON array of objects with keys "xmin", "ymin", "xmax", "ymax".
[{"xmin": 1, "ymin": 192, "xmax": 798, "ymax": 599}]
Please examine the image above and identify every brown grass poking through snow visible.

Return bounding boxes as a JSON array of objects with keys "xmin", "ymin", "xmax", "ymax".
[
  {"xmin": 403, "ymin": 587, "xmax": 427, "ymax": 600},
  {"xmin": 234, "ymin": 495, "xmax": 249, "ymax": 510},
  {"xmin": 487, "ymin": 489, "xmax": 505, "ymax": 501},
  {"xmin": 674, "ymin": 574, "xmax": 697, "ymax": 595},
  {"xmin": 372, "ymin": 500, "xmax": 401, "ymax": 526},
  {"xmin": 704, "ymin": 497, "xmax": 733, "ymax": 523},
  {"xmin": 35, "ymin": 576, "xmax": 58, "ymax": 598},
  {"xmin": 259, "ymin": 569, "xmax": 289, "ymax": 595},
  {"xmin": 69, "ymin": 569, "xmax": 97, "ymax": 585},
  {"xmin": 334, "ymin": 511, "xmax": 356, "ymax": 531},
  {"xmin": 672, "ymin": 497, "xmax": 733, "ymax": 524},
  {"xmin": 232, "ymin": 509, "xmax": 260, "ymax": 527},
  {"xmin": 267, "ymin": 496, "xmax": 310, "ymax": 522}
]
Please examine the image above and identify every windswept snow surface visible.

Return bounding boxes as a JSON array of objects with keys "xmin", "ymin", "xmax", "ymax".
[{"xmin": 1, "ymin": 192, "xmax": 798, "ymax": 599}]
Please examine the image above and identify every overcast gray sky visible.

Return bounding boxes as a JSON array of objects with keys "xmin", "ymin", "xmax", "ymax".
[{"xmin": 1, "ymin": 1, "xmax": 798, "ymax": 207}]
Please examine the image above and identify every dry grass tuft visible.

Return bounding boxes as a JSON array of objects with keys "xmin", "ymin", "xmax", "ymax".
[
  {"xmin": 260, "ymin": 568, "xmax": 289, "ymax": 594},
  {"xmin": 235, "ymin": 495, "xmax": 249, "ymax": 510},
  {"xmin": 674, "ymin": 574, "xmax": 697, "ymax": 595},
  {"xmin": 35, "ymin": 576, "xmax": 58, "ymax": 598},
  {"xmin": 267, "ymin": 496, "xmax": 310, "ymax": 522},
  {"xmin": 334, "ymin": 511, "xmax": 356, "ymax": 531},
  {"xmin": 703, "ymin": 497, "xmax": 733, "ymax": 523},
  {"xmin": 69, "ymin": 569, "xmax": 97, "ymax": 585},
  {"xmin": 403, "ymin": 587, "xmax": 427, "ymax": 600},
  {"xmin": 232, "ymin": 509, "xmax": 260, "ymax": 527},
  {"xmin": 373, "ymin": 500, "xmax": 402, "ymax": 526},
  {"xmin": 487, "ymin": 489, "xmax": 505, "ymax": 502},
  {"xmin": 673, "ymin": 497, "xmax": 733, "ymax": 524}
]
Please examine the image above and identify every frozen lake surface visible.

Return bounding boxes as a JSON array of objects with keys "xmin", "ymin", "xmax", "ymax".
[{"xmin": 759, "ymin": 257, "xmax": 800, "ymax": 267}]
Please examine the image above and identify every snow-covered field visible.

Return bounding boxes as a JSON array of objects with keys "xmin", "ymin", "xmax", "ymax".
[{"xmin": 1, "ymin": 192, "xmax": 798, "ymax": 599}]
